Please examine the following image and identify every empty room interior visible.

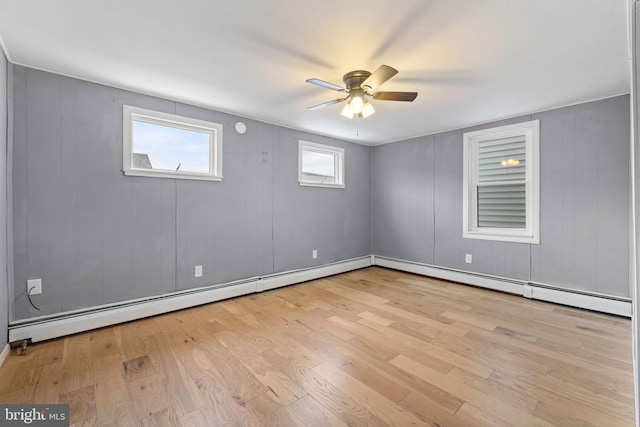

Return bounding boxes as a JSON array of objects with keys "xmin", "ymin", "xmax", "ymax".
[{"xmin": 1, "ymin": 1, "xmax": 640, "ymax": 426}]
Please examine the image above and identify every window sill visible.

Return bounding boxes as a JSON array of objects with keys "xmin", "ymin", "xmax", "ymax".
[
  {"xmin": 124, "ymin": 169, "xmax": 222, "ymax": 182},
  {"xmin": 463, "ymin": 230, "xmax": 539, "ymax": 244},
  {"xmin": 298, "ymin": 181, "xmax": 345, "ymax": 189}
]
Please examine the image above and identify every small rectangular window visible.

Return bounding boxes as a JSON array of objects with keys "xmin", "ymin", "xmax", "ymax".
[
  {"xmin": 463, "ymin": 120, "xmax": 540, "ymax": 244},
  {"xmin": 298, "ymin": 140, "xmax": 344, "ymax": 188},
  {"xmin": 123, "ymin": 106, "xmax": 223, "ymax": 181}
]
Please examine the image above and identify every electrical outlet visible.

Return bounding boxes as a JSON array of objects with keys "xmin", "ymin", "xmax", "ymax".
[
  {"xmin": 195, "ymin": 265, "xmax": 203, "ymax": 278},
  {"xmin": 27, "ymin": 279, "xmax": 42, "ymax": 295},
  {"xmin": 312, "ymin": 249, "xmax": 318, "ymax": 259},
  {"xmin": 465, "ymin": 254, "xmax": 472, "ymax": 264}
]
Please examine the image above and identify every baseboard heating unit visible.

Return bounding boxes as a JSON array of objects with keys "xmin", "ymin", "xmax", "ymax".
[{"xmin": 9, "ymin": 256, "xmax": 372, "ymax": 344}]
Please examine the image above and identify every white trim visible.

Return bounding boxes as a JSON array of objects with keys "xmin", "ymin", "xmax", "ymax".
[
  {"xmin": 9, "ymin": 257, "xmax": 371, "ymax": 343},
  {"xmin": 298, "ymin": 140, "xmax": 345, "ymax": 188},
  {"xmin": 374, "ymin": 256, "xmax": 524, "ymax": 295},
  {"xmin": 373, "ymin": 256, "xmax": 632, "ymax": 317},
  {"xmin": 463, "ymin": 120, "xmax": 540, "ymax": 244},
  {"xmin": 0, "ymin": 344, "xmax": 10, "ymax": 367},
  {"xmin": 10, "ymin": 282, "xmax": 257, "ymax": 343},
  {"xmin": 123, "ymin": 105, "xmax": 223, "ymax": 181},
  {"xmin": 257, "ymin": 257, "xmax": 372, "ymax": 292},
  {"xmin": 527, "ymin": 285, "xmax": 631, "ymax": 317}
]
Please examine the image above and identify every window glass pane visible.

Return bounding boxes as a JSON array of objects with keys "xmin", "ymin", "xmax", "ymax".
[
  {"xmin": 477, "ymin": 183, "xmax": 526, "ymax": 228},
  {"xmin": 302, "ymin": 150, "xmax": 336, "ymax": 184},
  {"xmin": 132, "ymin": 120, "xmax": 211, "ymax": 174},
  {"xmin": 477, "ymin": 135, "xmax": 526, "ymax": 182}
]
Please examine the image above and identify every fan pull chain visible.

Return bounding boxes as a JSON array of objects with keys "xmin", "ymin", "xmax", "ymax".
[{"xmin": 347, "ymin": 114, "xmax": 359, "ymax": 137}]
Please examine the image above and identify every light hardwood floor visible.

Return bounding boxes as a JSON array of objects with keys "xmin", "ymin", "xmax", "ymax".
[{"xmin": 0, "ymin": 267, "xmax": 634, "ymax": 426}]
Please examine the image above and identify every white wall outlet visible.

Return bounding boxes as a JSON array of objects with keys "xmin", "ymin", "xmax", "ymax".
[
  {"xmin": 312, "ymin": 249, "xmax": 318, "ymax": 259},
  {"xmin": 465, "ymin": 254, "xmax": 472, "ymax": 264},
  {"xmin": 195, "ymin": 265, "xmax": 203, "ymax": 278},
  {"xmin": 27, "ymin": 279, "xmax": 42, "ymax": 295}
]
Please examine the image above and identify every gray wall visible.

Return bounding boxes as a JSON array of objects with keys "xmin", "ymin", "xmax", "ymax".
[
  {"xmin": 11, "ymin": 66, "xmax": 371, "ymax": 321},
  {"xmin": 0, "ymin": 50, "xmax": 8, "ymax": 347},
  {"xmin": 373, "ymin": 95, "xmax": 631, "ymax": 297},
  {"xmin": 9, "ymin": 63, "xmax": 630, "ymax": 324}
]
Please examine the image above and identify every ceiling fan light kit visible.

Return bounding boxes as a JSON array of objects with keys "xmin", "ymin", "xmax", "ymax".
[{"xmin": 306, "ymin": 65, "xmax": 418, "ymax": 120}]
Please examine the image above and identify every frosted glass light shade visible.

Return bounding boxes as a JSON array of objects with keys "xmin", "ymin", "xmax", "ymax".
[
  {"xmin": 350, "ymin": 96, "xmax": 364, "ymax": 114},
  {"xmin": 361, "ymin": 101, "xmax": 375, "ymax": 118},
  {"xmin": 341, "ymin": 104, "xmax": 354, "ymax": 118}
]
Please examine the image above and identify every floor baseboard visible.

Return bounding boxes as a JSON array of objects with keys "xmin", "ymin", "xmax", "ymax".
[
  {"xmin": 0, "ymin": 343, "xmax": 10, "ymax": 367},
  {"xmin": 9, "ymin": 256, "xmax": 372, "ymax": 344},
  {"xmin": 373, "ymin": 255, "xmax": 632, "ymax": 317}
]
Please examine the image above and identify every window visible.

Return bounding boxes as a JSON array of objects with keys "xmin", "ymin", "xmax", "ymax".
[
  {"xmin": 298, "ymin": 140, "xmax": 345, "ymax": 188},
  {"xmin": 123, "ymin": 105, "xmax": 223, "ymax": 181},
  {"xmin": 463, "ymin": 120, "xmax": 540, "ymax": 244}
]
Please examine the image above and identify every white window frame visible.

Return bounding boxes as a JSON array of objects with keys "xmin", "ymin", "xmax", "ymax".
[
  {"xmin": 462, "ymin": 120, "xmax": 540, "ymax": 244},
  {"xmin": 298, "ymin": 140, "xmax": 345, "ymax": 188},
  {"xmin": 123, "ymin": 105, "xmax": 223, "ymax": 181}
]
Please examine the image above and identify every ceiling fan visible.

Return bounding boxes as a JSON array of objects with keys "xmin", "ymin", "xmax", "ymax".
[{"xmin": 306, "ymin": 65, "xmax": 418, "ymax": 119}]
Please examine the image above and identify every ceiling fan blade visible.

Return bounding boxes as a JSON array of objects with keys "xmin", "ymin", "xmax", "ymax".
[
  {"xmin": 361, "ymin": 65, "xmax": 398, "ymax": 92},
  {"xmin": 307, "ymin": 98, "xmax": 347, "ymax": 110},
  {"xmin": 306, "ymin": 78, "xmax": 345, "ymax": 92},
  {"xmin": 372, "ymin": 91, "xmax": 418, "ymax": 102}
]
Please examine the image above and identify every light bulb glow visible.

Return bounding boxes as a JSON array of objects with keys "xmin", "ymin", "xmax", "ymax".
[
  {"xmin": 350, "ymin": 95, "xmax": 364, "ymax": 114},
  {"xmin": 500, "ymin": 159, "xmax": 520, "ymax": 166},
  {"xmin": 361, "ymin": 101, "xmax": 375, "ymax": 118},
  {"xmin": 341, "ymin": 104, "xmax": 354, "ymax": 118}
]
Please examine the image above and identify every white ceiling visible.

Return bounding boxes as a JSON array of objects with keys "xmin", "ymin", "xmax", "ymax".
[{"xmin": 0, "ymin": 0, "xmax": 630, "ymax": 145}]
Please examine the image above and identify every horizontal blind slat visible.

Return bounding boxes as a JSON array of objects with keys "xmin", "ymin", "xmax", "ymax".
[{"xmin": 477, "ymin": 183, "xmax": 526, "ymax": 228}]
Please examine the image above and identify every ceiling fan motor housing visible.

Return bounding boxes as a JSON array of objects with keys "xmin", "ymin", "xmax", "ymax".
[{"xmin": 343, "ymin": 70, "xmax": 372, "ymax": 92}]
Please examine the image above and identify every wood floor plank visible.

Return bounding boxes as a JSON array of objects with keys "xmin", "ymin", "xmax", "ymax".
[
  {"xmin": 128, "ymin": 373, "xmax": 171, "ymax": 419},
  {"xmin": 288, "ymin": 394, "xmax": 348, "ymax": 427},
  {"xmin": 60, "ymin": 333, "xmax": 94, "ymax": 394},
  {"xmin": 190, "ymin": 369, "xmax": 264, "ymax": 426},
  {"xmin": 390, "ymin": 354, "xmax": 555, "ymax": 427},
  {"xmin": 60, "ymin": 385, "xmax": 96, "ymax": 426},
  {"xmin": 140, "ymin": 407, "xmax": 180, "ymax": 427},
  {"xmin": 397, "ymin": 391, "xmax": 467, "ymax": 427},
  {"xmin": 0, "ymin": 267, "xmax": 633, "ymax": 426},
  {"xmin": 245, "ymin": 391, "xmax": 304, "ymax": 427},
  {"xmin": 93, "ymin": 354, "xmax": 138, "ymax": 426}
]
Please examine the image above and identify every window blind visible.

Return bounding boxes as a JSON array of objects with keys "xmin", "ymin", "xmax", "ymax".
[{"xmin": 476, "ymin": 136, "xmax": 526, "ymax": 228}]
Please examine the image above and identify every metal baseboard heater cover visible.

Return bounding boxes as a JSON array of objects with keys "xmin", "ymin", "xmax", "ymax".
[
  {"xmin": 9, "ymin": 257, "xmax": 372, "ymax": 344},
  {"xmin": 9, "ymin": 254, "xmax": 630, "ymax": 345},
  {"xmin": 373, "ymin": 256, "xmax": 631, "ymax": 317}
]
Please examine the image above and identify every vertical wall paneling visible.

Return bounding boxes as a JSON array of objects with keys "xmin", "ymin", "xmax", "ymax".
[
  {"xmin": 433, "ymin": 119, "xmax": 532, "ymax": 280},
  {"xmin": 271, "ymin": 127, "xmax": 371, "ymax": 273},
  {"xmin": 10, "ymin": 66, "xmax": 371, "ymax": 321},
  {"xmin": 372, "ymin": 136, "xmax": 435, "ymax": 263},
  {"xmin": 24, "ymin": 70, "xmax": 63, "ymax": 316},
  {"xmin": 374, "ymin": 97, "xmax": 630, "ymax": 296},
  {"xmin": 73, "ymin": 80, "xmax": 106, "ymax": 310},
  {"xmin": 593, "ymin": 96, "xmax": 631, "ymax": 296},
  {"xmin": 59, "ymin": 76, "xmax": 79, "ymax": 310},
  {"xmin": 10, "ymin": 66, "xmax": 26, "ymax": 320},
  {"xmin": 175, "ymin": 105, "xmax": 273, "ymax": 290},
  {"xmin": 334, "ymin": 135, "xmax": 371, "ymax": 262},
  {"xmin": 530, "ymin": 97, "xmax": 630, "ymax": 296}
]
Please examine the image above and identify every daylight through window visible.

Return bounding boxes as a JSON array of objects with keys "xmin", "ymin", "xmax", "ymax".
[
  {"xmin": 123, "ymin": 106, "xmax": 223, "ymax": 181},
  {"xmin": 298, "ymin": 141, "xmax": 345, "ymax": 188}
]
